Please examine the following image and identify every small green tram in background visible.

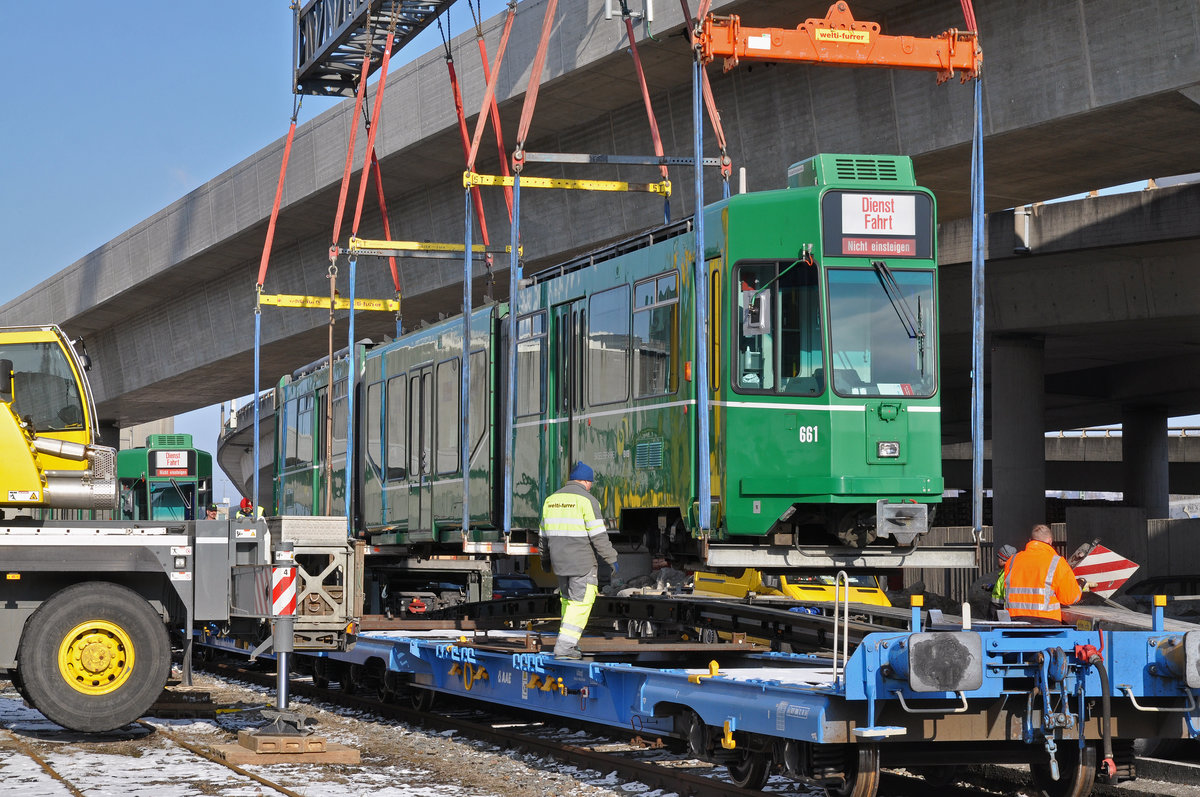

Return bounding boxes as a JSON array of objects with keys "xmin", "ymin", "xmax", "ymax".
[
  {"xmin": 117, "ymin": 433, "xmax": 213, "ymax": 521},
  {"xmin": 272, "ymin": 153, "xmax": 944, "ymax": 567}
]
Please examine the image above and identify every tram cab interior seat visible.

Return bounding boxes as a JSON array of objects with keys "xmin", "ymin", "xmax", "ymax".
[
  {"xmin": 781, "ymin": 373, "xmax": 822, "ymax": 395},
  {"xmin": 834, "ymin": 368, "xmax": 865, "ymax": 390}
]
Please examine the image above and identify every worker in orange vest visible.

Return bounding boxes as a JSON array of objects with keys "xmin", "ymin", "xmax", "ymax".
[{"xmin": 1003, "ymin": 524, "xmax": 1083, "ymax": 623}]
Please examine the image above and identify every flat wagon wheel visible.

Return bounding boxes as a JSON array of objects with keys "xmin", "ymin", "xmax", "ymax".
[
  {"xmin": 678, "ymin": 708, "xmax": 711, "ymax": 760},
  {"xmin": 726, "ymin": 749, "xmax": 772, "ymax": 790},
  {"xmin": 17, "ymin": 582, "xmax": 170, "ymax": 733},
  {"xmin": 1029, "ymin": 743, "xmax": 1097, "ymax": 797},
  {"xmin": 824, "ymin": 745, "xmax": 881, "ymax": 797},
  {"xmin": 409, "ymin": 686, "xmax": 436, "ymax": 712}
]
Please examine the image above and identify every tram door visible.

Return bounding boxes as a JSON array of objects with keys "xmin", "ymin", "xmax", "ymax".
[
  {"xmin": 408, "ymin": 365, "xmax": 434, "ymax": 533},
  {"xmin": 550, "ymin": 300, "xmax": 585, "ymax": 485}
]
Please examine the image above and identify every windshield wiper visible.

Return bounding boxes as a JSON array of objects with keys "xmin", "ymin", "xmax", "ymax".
[
  {"xmin": 169, "ymin": 477, "xmax": 193, "ymax": 514},
  {"xmin": 872, "ymin": 260, "xmax": 926, "ymax": 374}
]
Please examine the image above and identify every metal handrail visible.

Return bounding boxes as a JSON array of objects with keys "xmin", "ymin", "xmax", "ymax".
[{"xmin": 832, "ymin": 570, "xmax": 851, "ymax": 688}]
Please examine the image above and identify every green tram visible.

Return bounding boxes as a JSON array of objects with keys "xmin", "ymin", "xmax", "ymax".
[
  {"xmin": 117, "ymin": 433, "xmax": 213, "ymax": 521},
  {"xmin": 273, "ymin": 153, "xmax": 943, "ymax": 568}
]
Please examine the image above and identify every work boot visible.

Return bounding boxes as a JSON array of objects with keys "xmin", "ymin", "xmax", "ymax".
[{"xmin": 554, "ymin": 647, "xmax": 583, "ymax": 660}]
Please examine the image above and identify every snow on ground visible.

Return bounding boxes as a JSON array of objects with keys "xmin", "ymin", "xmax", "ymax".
[
  {"xmin": 0, "ymin": 674, "xmax": 827, "ymax": 796},
  {"xmin": 0, "ymin": 677, "xmax": 632, "ymax": 797}
]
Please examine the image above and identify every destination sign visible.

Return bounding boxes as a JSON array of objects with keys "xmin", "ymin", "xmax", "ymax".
[
  {"xmin": 822, "ymin": 191, "xmax": 933, "ymax": 259},
  {"xmin": 154, "ymin": 450, "xmax": 191, "ymax": 477}
]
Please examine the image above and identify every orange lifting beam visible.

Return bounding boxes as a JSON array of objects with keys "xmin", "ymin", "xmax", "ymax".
[{"xmin": 698, "ymin": 1, "xmax": 981, "ymax": 83}]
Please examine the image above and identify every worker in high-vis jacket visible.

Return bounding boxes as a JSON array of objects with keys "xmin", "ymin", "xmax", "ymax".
[
  {"xmin": 1003, "ymin": 524, "xmax": 1083, "ymax": 623},
  {"xmin": 988, "ymin": 544, "xmax": 1018, "ymax": 618},
  {"xmin": 539, "ymin": 462, "xmax": 619, "ymax": 659}
]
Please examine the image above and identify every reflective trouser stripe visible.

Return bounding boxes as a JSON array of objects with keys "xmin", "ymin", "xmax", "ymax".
[{"xmin": 557, "ymin": 583, "xmax": 597, "ymax": 648}]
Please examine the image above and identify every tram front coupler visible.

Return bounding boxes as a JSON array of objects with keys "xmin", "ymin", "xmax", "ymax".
[{"xmin": 873, "ymin": 499, "xmax": 929, "ymax": 546}]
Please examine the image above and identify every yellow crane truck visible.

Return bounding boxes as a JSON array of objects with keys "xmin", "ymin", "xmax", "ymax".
[{"xmin": 0, "ymin": 326, "xmax": 356, "ymax": 732}]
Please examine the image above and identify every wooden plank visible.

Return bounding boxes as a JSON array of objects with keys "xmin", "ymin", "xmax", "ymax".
[{"xmin": 214, "ymin": 741, "xmax": 360, "ymax": 765}]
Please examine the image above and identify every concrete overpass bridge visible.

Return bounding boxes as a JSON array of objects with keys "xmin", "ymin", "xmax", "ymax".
[{"xmin": 2, "ymin": 0, "xmax": 1198, "ymax": 550}]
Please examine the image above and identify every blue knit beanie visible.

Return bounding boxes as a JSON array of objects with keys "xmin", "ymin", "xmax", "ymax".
[{"xmin": 569, "ymin": 461, "xmax": 594, "ymax": 482}]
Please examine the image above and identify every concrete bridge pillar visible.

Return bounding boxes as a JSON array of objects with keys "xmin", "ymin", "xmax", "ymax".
[
  {"xmin": 991, "ymin": 335, "xmax": 1046, "ymax": 552},
  {"xmin": 1121, "ymin": 405, "xmax": 1169, "ymax": 519}
]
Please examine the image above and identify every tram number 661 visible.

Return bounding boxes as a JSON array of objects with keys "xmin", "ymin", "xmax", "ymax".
[{"xmin": 798, "ymin": 425, "xmax": 820, "ymax": 443}]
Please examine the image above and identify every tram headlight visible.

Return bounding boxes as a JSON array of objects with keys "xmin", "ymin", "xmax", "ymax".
[
  {"xmin": 890, "ymin": 632, "xmax": 984, "ymax": 693},
  {"xmin": 877, "ymin": 441, "xmax": 900, "ymax": 458}
]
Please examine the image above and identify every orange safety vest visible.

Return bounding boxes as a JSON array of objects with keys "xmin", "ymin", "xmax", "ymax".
[{"xmin": 1003, "ymin": 539, "xmax": 1082, "ymax": 621}]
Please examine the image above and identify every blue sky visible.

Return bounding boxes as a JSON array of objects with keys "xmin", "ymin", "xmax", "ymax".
[{"xmin": 0, "ymin": 1, "xmax": 506, "ymax": 503}]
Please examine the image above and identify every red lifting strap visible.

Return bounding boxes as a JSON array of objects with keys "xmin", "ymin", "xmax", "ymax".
[
  {"xmin": 351, "ymin": 30, "xmax": 397, "ymax": 238},
  {"xmin": 680, "ymin": 0, "xmax": 731, "ymax": 177},
  {"xmin": 448, "ymin": 57, "xmax": 494, "ymax": 249},
  {"xmin": 331, "ymin": 50, "xmax": 374, "ymax": 254},
  {"xmin": 960, "ymin": 0, "xmax": 978, "ymax": 33},
  {"xmin": 476, "ymin": 35, "xmax": 513, "ymax": 220},
  {"xmin": 256, "ymin": 115, "xmax": 297, "ymax": 288},
  {"xmin": 622, "ymin": 14, "xmax": 668, "ymax": 182},
  {"xmin": 467, "ymin": 4, "xmax": 517, "ymax": 171},
  {"xmin": 369, "ymin": 149, "xmax": 401, "ymax": 293},
  {"xmin": 513, "ymin": 0, "xmax": 560, "ymax": 157}
]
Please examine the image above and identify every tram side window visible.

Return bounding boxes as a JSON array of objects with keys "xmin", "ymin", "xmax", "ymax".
[
  {"xmin": 735, "ymin": 260, "xmax": 822, "ymax": 395},
  {"xmin": 435, "ymin": 358, "xmax": 460, "ymax": 474},
  {"xmin": 409, "ymin": 374, "xmax": 421, "ymax": 476},
  {"xmin": 709, "ymin": 264, "xmax": 721, "ymax": 392},
  {"xmin": 366, "ymin": 381, "xmax": 382, "ymax": 477},
  {"xmin": 470, "ymin": 350, "xmax": 486, "ymax": 456},
  {"xmin": 283, "ymin": 397, "xmax": 300, "ymax": 466},
  {"xmin": 296, "ymin": 395, "xmax": 316, "ymax": 466},
  {"xmin": 633, "ymin": 272, "xmax": 678, "ymax": 398},
  {"xmin": 778, "ymin": 260, "xmax": 823, "ymax": 395},
  {"xmin": 311, "ymin": 390, "xmax": 325, "ymax": 466},
  {"xmin": 736, "ymin": 263, "xmax": 776, "ymax": 391},
  {"xmin": 386, "ymin": 375, "xmax": 406, "ymax": 480},
  {"xmin": 589, "ymin": 285, "xmax": 630, "ymax": 405},
  {"xmin": 331, "ymin": 377, "xmax": 348, "ymax": 457},
  {"xmin": 516, "ymin": 312, "xmax": 545, "ymax": 417}
]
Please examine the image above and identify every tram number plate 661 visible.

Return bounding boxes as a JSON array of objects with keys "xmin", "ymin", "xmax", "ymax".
[{"xmin": 798, "ymin": 425, "xmax": 820, "ymax": 443}]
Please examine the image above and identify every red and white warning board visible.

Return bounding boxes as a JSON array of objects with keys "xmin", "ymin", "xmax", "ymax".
[
  {"xmin": 1072, "ymin": 544, "xmax": 1139, "ymax": 598},
  {"xmin": 272, "ymin": 566, "xmax": 297, "ymax": 616}
]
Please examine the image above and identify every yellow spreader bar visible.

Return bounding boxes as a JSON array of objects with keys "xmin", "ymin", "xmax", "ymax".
[
  {"xmin": 259, "ymin": 294, "xmax": 401, "ymax": 312},
  {"xmin": 464, "ymin": 171, "xmax": 671, "ymax": 196},
  {"xmin": 347, "ymin": 237, "xmax": 517, "ymax": 256}
]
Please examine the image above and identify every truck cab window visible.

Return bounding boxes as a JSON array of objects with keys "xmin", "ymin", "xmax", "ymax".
[{"xmin": 0, "ymin": 342, "xmax": 86, "ymax": 432}]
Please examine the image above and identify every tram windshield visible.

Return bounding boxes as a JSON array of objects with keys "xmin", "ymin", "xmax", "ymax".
[
  {"xmin": 826, "ymin": 267, "xmax": 936, "ymax": 398},
  {"xmin": 734, "ymin": 260, "xmax": 824, "ymax": 396},
  {"xmin": 0, "ymin": 341, "xmax": 86, "ymax": 432}
]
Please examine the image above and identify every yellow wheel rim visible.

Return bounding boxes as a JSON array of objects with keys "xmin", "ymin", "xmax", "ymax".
[{"xmin": 57, "ymin": 620, "xmax": 135, "ymax": 696}]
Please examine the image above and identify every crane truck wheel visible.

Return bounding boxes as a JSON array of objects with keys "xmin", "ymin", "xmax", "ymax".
[{"xmin": 17, "ymin": 582, "xmax": 170, "ymax": 733}]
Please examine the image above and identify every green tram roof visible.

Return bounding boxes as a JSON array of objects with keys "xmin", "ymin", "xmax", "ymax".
[{"xmin": 526, "ymin": 154, "xmax": 919, "ymax": 287}]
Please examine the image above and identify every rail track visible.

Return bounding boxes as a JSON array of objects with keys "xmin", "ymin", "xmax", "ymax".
[
  {"xmin": 198, "ymin": 658, "xmax": 1134, "ymax": 797},
  {"xmin": 5, "ymin": 662, "xmax": 1198, "ymax": 796},
  {"xmin": 0, "ymin": 698, "xmax": 306, "ymax": 797}
]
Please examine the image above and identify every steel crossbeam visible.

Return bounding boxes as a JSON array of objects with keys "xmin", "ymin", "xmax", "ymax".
[{"xmin": 294, "ymin": 0, "xmax": 456, "ymax": 96}]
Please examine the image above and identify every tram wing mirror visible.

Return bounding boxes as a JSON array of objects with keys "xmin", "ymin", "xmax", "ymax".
[
  {"xmin": 742, "ymin": 289, "xmax": 771, "ymax": 336},
  {"xmin": 0, "ymin": 359, "xmax": 12, "ymax": 403}
]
